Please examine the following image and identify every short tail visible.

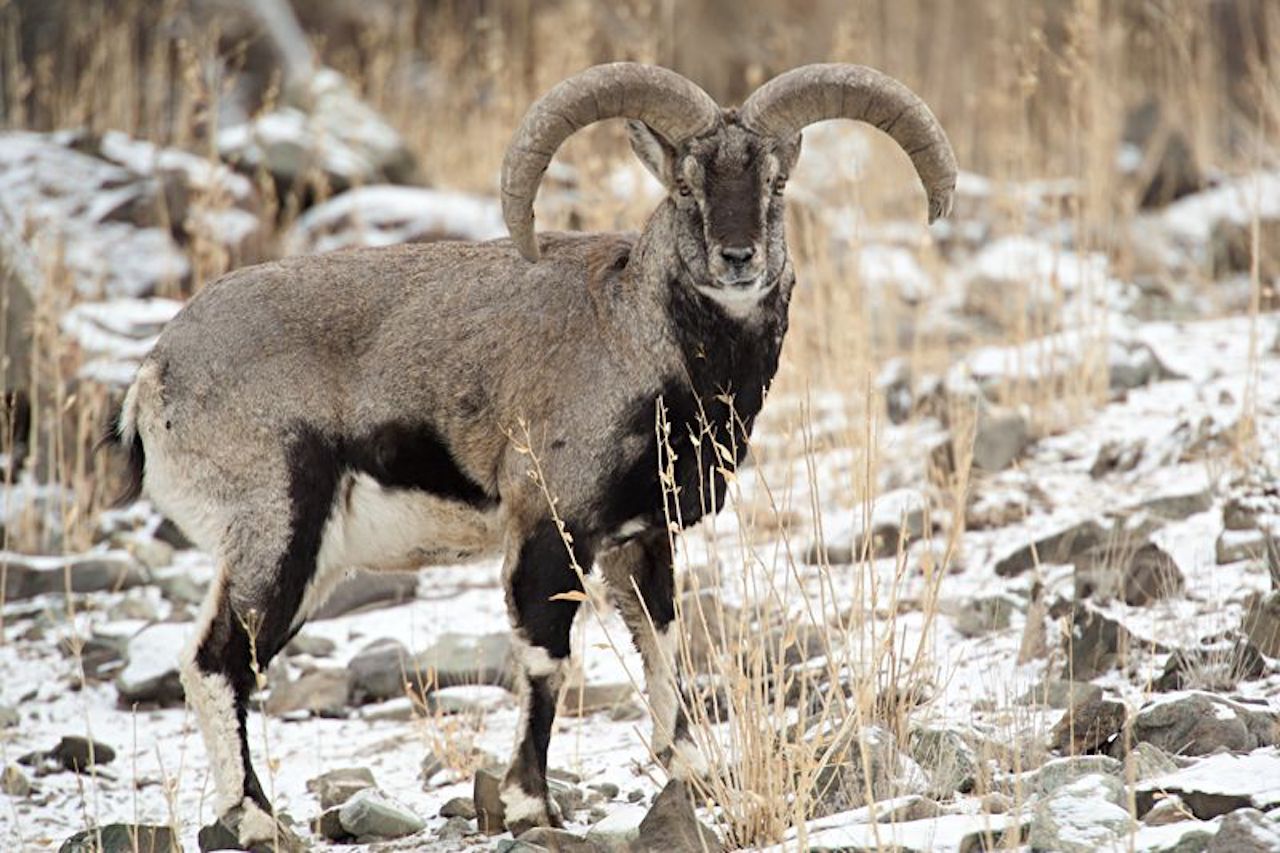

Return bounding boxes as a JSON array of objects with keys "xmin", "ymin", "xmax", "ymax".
[{"xmin": 98, "ymin": 382, "xmax": 146, "ymax": 506}]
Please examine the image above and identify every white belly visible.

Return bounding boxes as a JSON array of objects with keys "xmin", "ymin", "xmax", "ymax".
[{"xmin": 317, "ymin": 472, "xmax": 504, "ymax": 574}]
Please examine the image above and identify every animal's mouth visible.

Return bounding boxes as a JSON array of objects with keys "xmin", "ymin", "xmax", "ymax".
[{"xmin": 715, "ymin": 270, "xmax": 763, "ymax": 288}]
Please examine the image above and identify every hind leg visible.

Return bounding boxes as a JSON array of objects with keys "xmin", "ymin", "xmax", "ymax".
[
  {"xmin": 180, "ymin": 439, "xmax": 336, "ymax": 847},
  {"xmin": 500, "ymin": 519, "xmax": 595, "ymax": 835},
  {"xmin": 181, "ymin": 551, "xmax": 311, "ymax": 848},
  {"xmin": 599, "ymin": 531, "xmax": 705, "ymax": 780}
]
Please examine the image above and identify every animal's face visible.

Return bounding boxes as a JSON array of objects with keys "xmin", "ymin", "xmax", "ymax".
[{"xmin": 628, "ymin": 118, "xmax": 801, "ymax": 315}]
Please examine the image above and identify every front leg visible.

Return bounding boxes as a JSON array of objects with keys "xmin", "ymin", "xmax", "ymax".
[
  {"xmin": 599, "ymin": 531, "xmax": 706, "ymax": 780},
  {"xmin": 501, "ymin": 519, "xmax": 593, "ymax": 835}
]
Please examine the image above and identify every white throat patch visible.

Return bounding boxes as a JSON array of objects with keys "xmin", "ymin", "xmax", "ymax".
[{"xmin": 696, "ymin": 281, "xmax": 773, "ymax": 318}]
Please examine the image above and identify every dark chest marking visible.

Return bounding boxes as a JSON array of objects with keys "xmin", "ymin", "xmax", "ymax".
[{"xmin": 599, "ymin": 281, "xmax": 788, "ymax": 537}]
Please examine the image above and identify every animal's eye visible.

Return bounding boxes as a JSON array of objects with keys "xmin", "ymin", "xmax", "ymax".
[
  {"xmin": 676, "ymin": 181, "xmax": 692, "ymax": 198},
  {"xmin": 773, "ymin": 176, "xmax": 788, "ymax": 195}
]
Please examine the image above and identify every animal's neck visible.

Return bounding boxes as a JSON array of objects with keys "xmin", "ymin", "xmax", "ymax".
[{"xmin": 665, "ymin": 278, "xmax": 787, "ymax": 430}]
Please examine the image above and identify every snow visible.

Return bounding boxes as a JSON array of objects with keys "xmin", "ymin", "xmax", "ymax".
[
  {"xmin": 765, "ymin": 812, "xmax": 1022, "ymax": 852},
  {"xmin": 1161, "ymin": 170, "xmax": 1280, "ymax": 243},
  {"xmin": 283, "ymin": 185, "xmax": 507, "ymax": 255},
  {"xmin": 1142, "ymin": 749, "xmax": 1280, "ymax": 811},
  {"xmin": 116, "ymin": 623, "xmax": 192, "ymax": 690}
]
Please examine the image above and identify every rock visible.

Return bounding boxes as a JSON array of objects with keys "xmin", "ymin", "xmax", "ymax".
[
  {"xmin": 1121, "ymin": 98, "xmax": 1204, "ymax": 208},
  {"xmin": 1108, "ymin": 338, "xmax": 1184, "ymax": 389},
  {"xmin": 908, "ymin": 727, "xmax": 978, "ymax": 796},
  {"xmin": 306, "ymin": 766, "xmax": 376, "ymax": 810},
  {"xmin": 952, "ymin": 592, "xmax": 1021, "ymax": 637},
  {"xmin": 413, "ymin": 632, "xmax": 512, "ymax": 690},
  {"xmin": 106, "ymin": 594, "xmax": 161, "ymax": 624},
  {"xmin": 439, "ymin": 796, "xmax": 476, "ymax": 820},
  {"xmin": 420, "ymin": 751, "xmax": 446, "ymax": 786},
  {"xmin": 876, "ymin": 794, "xmax": 943, "ymax": 822},
  {"xmin": 994, "ymin": 519, "xmax": 1106, "ymax": 576},
  {"xmin": 317, "ymin": 807, "xmax": 350, "ymax": 842},
  {"xmin": 362, "ymin": 697, "xmax": 420, "ymax": 723},
  {"xmin": 632, "ymin": 780, "xmax": 723, "ymax": 853},
  {"xmin": 1211, "ymin": 216, "xmax": 1280, "ymax": 281},
  {"xmin": 311, "ymin": 571, "xmax": 418, "ymax": 619},
  {"xmin": 981, "ymin": 792, "xmax": 1014, "ymax": 814},
  {"xmin": 1130, "ymin": 692, "xmax": 1278, "ymax": 756},
  {"xmin": 679, "ymin": 590, "xmax": 743, "ymax": 675},
  {"xmin": 516, "ymin": 827, "xmax": 603, "ymax": 852},
  {"xmin": 474, "ymin": 765, "xmax": 506, "ymax": 834},
  {"xmin": 48, "ymin": 736, "xmax": 115, "ymax": 772},
  {"xmin": 1216, "ymin": 528, "xmax": 1269, "ymax": 565},
  {"xmin": 1074, "ymin": 529, "xmax": 1188, "ymax": 606},
  {"xmin": 153, "ymin": 570, "xmax": 207, "ymax": 607},
  {"xmin": 1019, "ymin": 755, "xmax": 1122, "ymax": 797},
  {"xmin": 585, "ymin": 804, "xmax": 648, "ymax": 847},
  {"xmin": 2, "ymin": 764, "xmax": 31, "ymax": 797},
  {"xmin": 115, "ymin": 623, "xmax": 187, "ymax": 707},
  {"xmin": 0, "ymin": 131, "xmax": 258, "ymax": 312},
  {"xmin": 1242, "ymin": 591, "xmax": 1280, "ymax": 658},
  {"xmin": 59, "ymin": 824, "xmax": 177, "ymax": 852},
  {"xmin": 73, "ymin": 633, "xmax": 130, "ymax": 682},
  {"xmin": 217, "ymin": 68, "xmax": 415, "ymax": 192},
  {"xmin": 265, "ymin": 667, "xmax": 350, "ymax": 717},
  {"xmin": 283, "ymin": 186, "xmax": 505, "ymax": 256},
  {"xmin": 1206, "ymin": 808, "xmax": 1280, "ymax": 852},
  {"xmin": 1090, "ymin": 438, "xmax": 1145, "ymax": 478},
  {"xmin": 198, "ymin": 804, "xmax": 305, "ymax": 852},
  {"xmin": 1135, "ymin": 488, "xmax": 1215, "ymax": 522},
  {"xmin": 1028, "ymin": 773, "xmax": 1135, "ymax": 852},
  {"xmin": 285, "ymin": 633, "xmax": 336, "ymax": 658},
  {"xmin": 1050, "ymin": 693, "xmax": 1126, "ymax": 754},
  {"xmin": 589, "ymin": 783, "xmax": 620, "ymax": 801},
  {"xmin": 1143, "ymin": 794, "xmax": 1194, "ymax": 826},
  {"xmin": 810, "ymin": 725, "xmax": 927, "ymax": 817},
  {"xmin": 1, "ymin": 550, "xmax": 148, "ymax": 601},
  {"xmin": 1017, "ymin": 680, "xmax": 1102, "ymax": 710},
  {"xmin": 1067, "ymin": 606, "xmax": 1133, "ymax": 680},
  {"xmin": 151, "ymin": 517, "xmax": 194, "ymax": 550},
  {"xmin": 559, "ymin": 683, "xmax": 636, "ymax": 717},
  {"xmin": 127, "ymin": 537, "xmax": 174, "ymax": 572},
  {"xmin": 1123, "ymin": 543, "xmax": 1186, "ymax": 606},
  {"xmin": 972, "ymin": 406, "xmax": 1030, "ymax": 472},
  {"xmin": 1123, "ymin": 742, "xmax": 1180, "ymax": 781},
  {"xmin": 1155, "ymin": 637, "xmax": 1267, "ymax": 692},
  {"xmin": 337, "ymin": 788, "xmax": 425, "ymax": 840},
  {"xmin": 348, "ymin": 638, "xmax": 413, "ymax": 703},
  {"xmin": 805, "ymin": 488, "xmax": 933, "ymax": 564},
  {"xmin": 548, "ymin": 779, "xmax": 584, "ymax": 822},
  {"xmin": 436, "ymin": 815, "xmax": 474, "ymax": 841},
  {"xmin": 1137, "ymin": 751, "xmax": 1280, "ymax": 819}
]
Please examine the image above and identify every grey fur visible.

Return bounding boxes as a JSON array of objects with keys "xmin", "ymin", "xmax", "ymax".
[{"xmin": 116, "ymin": 62, "xmax": 956, "ymax": 839}]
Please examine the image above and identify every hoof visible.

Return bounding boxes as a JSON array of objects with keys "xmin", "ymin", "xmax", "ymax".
[
  {"xmin": 198, "ymin": 801, "xmax": 306, "ymax": 852},
  {"xmin": 500, "ymin": 786, "xmax": 563, "ymax": 836}
]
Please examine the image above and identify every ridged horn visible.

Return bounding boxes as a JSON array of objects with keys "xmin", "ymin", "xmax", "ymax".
[
  {"xmin": 501, "ymin": 62, "xmax": 721, "ymax": 261},
  {"xmin": 741, "ymin": 64, "xmax": 957, "ymax": 223}
]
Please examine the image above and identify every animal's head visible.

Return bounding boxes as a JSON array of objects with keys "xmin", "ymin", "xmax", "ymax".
[{"xmin": 500, "ymin": 63, "xmax": 956, "ymax": 312}]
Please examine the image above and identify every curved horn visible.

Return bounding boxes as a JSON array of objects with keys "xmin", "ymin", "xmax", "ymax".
[
  {"xmin": 502, "ymin": 63, "xmax": 721, "ymax": 261},
  {"xmin": 741, "ymin": 64, "xmax": 957, "ymax": 223}
]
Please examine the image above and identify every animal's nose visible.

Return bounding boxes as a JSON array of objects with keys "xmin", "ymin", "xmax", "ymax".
[{"xmin": 720, "ymin": 246, "xmax": 755, "ymax": 264}]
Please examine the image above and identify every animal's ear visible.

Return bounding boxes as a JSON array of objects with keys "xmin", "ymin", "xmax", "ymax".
[{"xmin": 627, "ymin": 120, "xmax": 678, "ymax": 189}]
